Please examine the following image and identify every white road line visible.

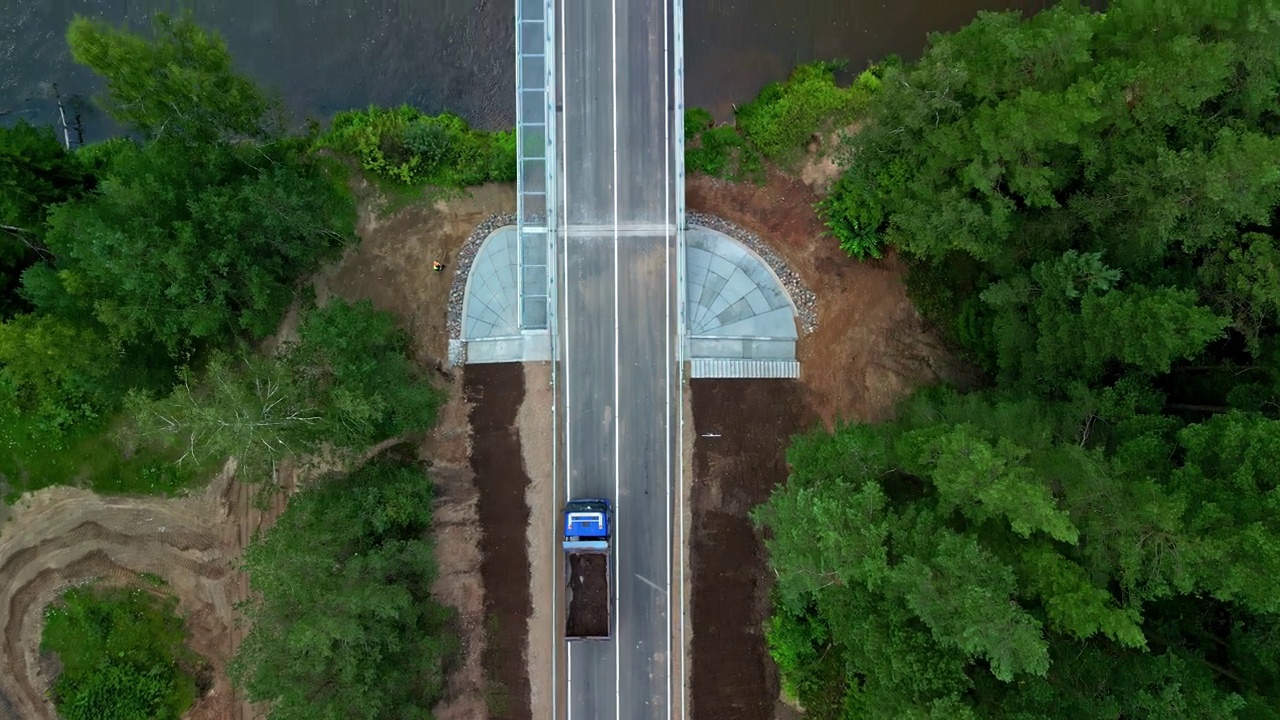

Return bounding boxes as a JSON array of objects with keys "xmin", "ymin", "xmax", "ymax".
[
  {"xmin": 662, "ymin": 0, "xmax": 674, "ymax": 718},
  {"xmin": 563, "ymin": 224, "xmax": 674, "ymax": 236},
  {"xmin": 673, "ymin": 1, "xmax": 688, "ymax": 718},
  {"xmin": 560, "ymin": 0, "xmax": 572, "ymax": 716},
  {"xmin": 610, "ymin": 0, "xmax": 622, "ymax": 715},
  {"xmin": 544, "ymin": 2, "xmax": 560, "ymax": 718}
]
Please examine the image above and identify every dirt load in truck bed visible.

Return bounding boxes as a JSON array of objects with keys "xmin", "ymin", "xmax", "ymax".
[{"xmin": 566, "ymin": 553, "xmax": 609, "ymax": 638}]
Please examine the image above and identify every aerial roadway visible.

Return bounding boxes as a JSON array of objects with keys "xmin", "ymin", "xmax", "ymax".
[{"xmin": 553, "ymin": 0, "xmax": 683, "ymax": 717}]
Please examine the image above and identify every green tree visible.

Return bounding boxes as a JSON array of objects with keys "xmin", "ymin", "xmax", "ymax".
[
  {"xmin": 44, "ymin": 139, "xmax": 355, "ymax": 349},
  {"xmin": 0, "ymin": 119, "xmax": 95, "ymax": 317},
  {"xmin": 823, "ymin": 0, "xmax": 1280, "ymax": 404},
  {"xmin": 130, "ymin": 299, "xmax": 443, "ymax": 482},
  {"xmin": 286, "ymin": 298, "xmax": 444, "ymax": 447},
  {"xmin": 0, "ymin": 119, "xmax": 94, "ymax": 241},
  {"xmin": 67, "ymin": 13, "xmax": 275, "ymax": 144},
  {"xmin": 0, "ymin": 313, "xmax": 120, "ymax": 432},
  {"xmin": 230, "ymin": 458, "xmax": 456, "ymax": 720},
  {"xmin": 128, "ymin": 349, "xmax": 320, "ymax": 482},
  {"xmin": 41, "ymin": 584, "xmax": 200, "ymax": 720}
]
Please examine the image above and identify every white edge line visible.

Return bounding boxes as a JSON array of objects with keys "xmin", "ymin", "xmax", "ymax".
[
  {"xmin": 546, "ymin": 0, "xmax": 560, "ymax": 716},
  {"xmin": 560, "ymin": 0, "xmax": 573, "ymax": 714},
  {"xmin": 610, "ymin": 0, "xmax": 622, "ymax": 715},
  {"xmin": 674, "ymin": 0, "xmax": 688, "ymax": 718},
  {"xmin": 662, "ymin": 0, "xmax": 674, "ymax": 717}
]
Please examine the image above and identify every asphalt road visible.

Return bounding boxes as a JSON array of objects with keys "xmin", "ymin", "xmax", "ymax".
[{"xmin": 556, "ymin": 0, "xmax": 679, "ymax": 717}]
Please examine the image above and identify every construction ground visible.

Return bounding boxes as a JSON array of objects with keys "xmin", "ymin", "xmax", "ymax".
[{"xmin": 0, "ymin": 148, "xmax": 963, "ymax": 719}]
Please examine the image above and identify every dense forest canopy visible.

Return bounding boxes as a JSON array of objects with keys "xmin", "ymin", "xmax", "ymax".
[
  {"xmin": 0, "ymin": 14, "xmax": 356, "ymax": 452},
  {"xmin": 762, "ymin": 1, "xmax": 1280, "ymax": 718}
]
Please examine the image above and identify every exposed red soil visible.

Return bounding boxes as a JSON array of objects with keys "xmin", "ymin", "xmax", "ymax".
[
  {"xmin": 689, "ymin": 379, "xmax": 815, "ymax": 720},
  {"xmin": 688, "ymin": 170, "xmax": 967, "ymax": 426},
  {"xmin": 465, "ymin": 364, "xmax": 533, "ymax": 720}
]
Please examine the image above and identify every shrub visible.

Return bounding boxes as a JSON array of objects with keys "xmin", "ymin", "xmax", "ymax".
[
  {"xmin": 686, "ymin": 122, "xmax": 763, "ymax": 181},
  {"xmin": 685, "ymin": 106, "xmax": 714, "ymax": 140},
  {"xmin": 817, "ymin": 156, "xmax": 910, "ymax": 259},
  {"xmin": 735, "ymin": 61, "xmax": 875, "ymax": 163},
  {"xmin": 320, "ymin": 105, "xmax": 516, "ymax": 188},
  {"xmin": 41, "ymin": 584, "xmax": 201, "ymax": 720},
  {"xmin": 684, "ymin": 60, "xmax": 890, "ymax": 181}
]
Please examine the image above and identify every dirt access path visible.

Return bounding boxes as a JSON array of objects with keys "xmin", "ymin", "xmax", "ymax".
[{"xmin": 685, "ymin": 169, "xmax": 965, "ymax": 719}]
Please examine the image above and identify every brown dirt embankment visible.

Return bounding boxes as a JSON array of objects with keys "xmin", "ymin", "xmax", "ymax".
[{"xmin": 686, "ymin": 169, "xmax": 965, "ymax": 720}]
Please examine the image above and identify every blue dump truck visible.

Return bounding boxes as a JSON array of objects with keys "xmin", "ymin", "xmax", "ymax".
[{"xmin": 563, "ymin": 499, "xmax": 612, "ymax": 640}]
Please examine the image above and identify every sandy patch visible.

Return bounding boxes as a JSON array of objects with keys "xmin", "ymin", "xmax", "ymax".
[
  {"xmin": 423, "ymin": 370, "xmax": 490, "ymax": 720},
  {"xmin": 519, "ymin": 362, "xmax": 556, "ymax": 720},
  {"xmin": 796, "ymin": 123, "xmax": 861, "ymax": 195}
]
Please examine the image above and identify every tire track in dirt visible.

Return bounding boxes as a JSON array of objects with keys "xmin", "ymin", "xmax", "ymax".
[{"xmin": 0, "ymin": 461, "xmax": 293, "ymax": 720}]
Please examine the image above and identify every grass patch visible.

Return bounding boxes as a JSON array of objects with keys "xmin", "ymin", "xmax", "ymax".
[
  {"xmin": 317, "ymin": 104, "xmax": 516, "ymax": 189},
  {"xmin": 0, "ymin": 408, "xmax": 216, "ymax": 503},
  {"xmin": 482, "ymin": 614, "xmax": 510, "ymax": 716},
  {"xmin": 685, "ymin": 59, "xmax": 895, "ymax": 181},
  {"xmin": 41, "ymin": 583, "xmax": 204, "ymax": 720},
  {"xmin": 138, "ymin": 572, "xmax": 168, "ymax": 588},
  {"xmin": 685, "ymin": 108, "xmax": 765, "ymax": 182}
]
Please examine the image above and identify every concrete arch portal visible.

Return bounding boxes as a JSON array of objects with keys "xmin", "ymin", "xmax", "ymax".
[
  {"xmin": 456, "ymin": 225, "xmax": 551, "ymax": 364},
  {"xmin": 683, "ymin": 225, "xmax": 800, "ymax": 378},
  {"xmin": 455, "ymin": 222, "xmax": 802, "ymax": 377}
]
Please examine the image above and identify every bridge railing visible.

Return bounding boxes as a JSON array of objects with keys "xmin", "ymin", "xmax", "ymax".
[{"xmin": 515, "ymin": 0, "xmax": 556, "ymax": 331}]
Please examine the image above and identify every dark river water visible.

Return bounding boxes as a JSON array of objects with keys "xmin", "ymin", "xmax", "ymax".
[{"xmin": 2, "ymin": 0, "xmax": 1067, "ymax": 142}]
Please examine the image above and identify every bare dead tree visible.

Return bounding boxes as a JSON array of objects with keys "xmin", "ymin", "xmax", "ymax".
[
  {"xmin": 51, "ymin": 83, "xmax": 72, "ymax": 150},
  {"xmin": 0, "ymin": 223, "xmax": 54, "ymax": 262}
]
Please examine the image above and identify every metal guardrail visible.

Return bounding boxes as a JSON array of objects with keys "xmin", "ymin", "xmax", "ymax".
[{"xmin": 515, "ymin": 0, "xmax": 555, "ymax": 330}]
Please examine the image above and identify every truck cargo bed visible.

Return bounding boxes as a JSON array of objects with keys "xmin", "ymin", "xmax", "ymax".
[{"xmin": 565, "ymin": 552, "xmax": 610, "ymax": 639}]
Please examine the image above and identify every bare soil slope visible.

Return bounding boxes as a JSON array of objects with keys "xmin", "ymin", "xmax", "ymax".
[
  {"xmin": 466, "ymin": 364, "xmax": 533, "ymax": 720},
  {"xmin": 0, "ymin": 463, "xmax": 293, "ymax": 720}
]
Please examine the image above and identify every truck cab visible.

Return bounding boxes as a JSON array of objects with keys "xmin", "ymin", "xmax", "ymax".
[{"xmin": 563, "ymin": 498, "xmax": 611, "ymax": 549}]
